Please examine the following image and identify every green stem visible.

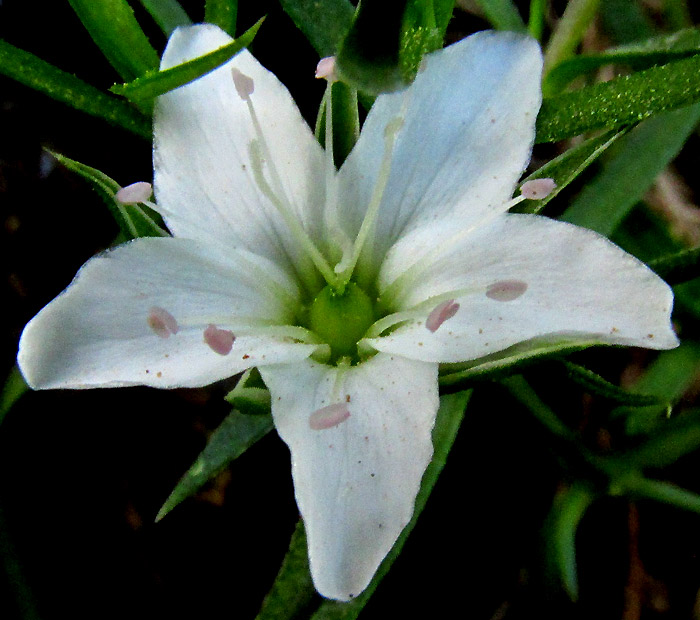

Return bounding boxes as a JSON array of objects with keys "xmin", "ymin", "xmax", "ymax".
[{"xmin": 528, "ymin": 0, "xmax": 547, "ymax": 41}]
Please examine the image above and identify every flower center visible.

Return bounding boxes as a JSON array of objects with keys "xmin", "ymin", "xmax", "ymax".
[{"xmin": 308, "ymin": 282, "xmax": 375, "ymax": 362}]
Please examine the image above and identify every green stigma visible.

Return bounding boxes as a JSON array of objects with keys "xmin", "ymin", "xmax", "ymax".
[{"xmin": 309, "ymin": 283, "xmax": 375, "ymax": 361}]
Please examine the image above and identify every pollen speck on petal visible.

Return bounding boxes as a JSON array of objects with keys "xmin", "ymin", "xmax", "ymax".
[
  {"xmin": 231, "ymin": 68, "xmax": 255, "ymax": 100},
  {"xmin": 116, "ymin": 181, "xmax": 152, "ymax": 204},
  {"xmin": 521, "ymin": 178, "xmax": 556, "ymax": 200},
  {"xmin": 486, "ymin": 280, "xmax": 528, "ymax": 302},
  {"xmin": 426, "ymin": 300, "xmax": 459, "ymax": 333},
  {"xmin": 204, "ymin": 324, "xmax": 235, "ymax": 355},
  {"xmin": 315, "ymin": 56, "xmax": 337, "ymax": 81},
  {"xmin": 148, "ymin": 306, "xmax": 178, "ymax": 338},
  {"xmin": 309, "ymin": 402, "xmax": 351, "ymax": 430}
]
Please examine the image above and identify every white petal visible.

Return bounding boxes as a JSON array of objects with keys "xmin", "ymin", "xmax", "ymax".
[
  {"xmin": 154, "ymin": 24, "xmax": 326, "ymax": 273},
  {"xmin": 18, "ymin": 238, "xmax": 317, "ymax": 389},
  {"xmin": 259, "ymin": 354, "xmax": 439, "ymax": 600},
  {"xmin": 337, "ymin": 31, "xmax": 542, "ymax": 273},
  {"xmin": 368, "ymin": 214, "xmax": 678, "ymax": 362}
]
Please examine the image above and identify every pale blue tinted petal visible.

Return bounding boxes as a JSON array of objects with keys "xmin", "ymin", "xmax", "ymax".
[
  {"xmin": 260, "ymin": 354, "xmax": 439, "ymax": 600},
  {"xmin": 154, "ymin": 24, "xmax": 326, "ymax": 274},
  {"xmin": 368, "ymin": 214, "xmax": 678, "ymax": 362},
  {"xmin": 337, "ymin": 31, "xmax": 542, "ymax": 275},
  {"xmin": 18, "ymin": 238, "xmax": 317, "ymax": 389}
]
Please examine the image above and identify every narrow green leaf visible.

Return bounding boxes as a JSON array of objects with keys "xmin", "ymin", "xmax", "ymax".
[
  {"xmin": 648, "ymin": 245, "xmax": 700, "ymax": 285},
  {"xmin": 138, "ymin": 0, "xmax": 192, "ymax": 36},
  {"xmin": 0, "ymin": 367, "xmax": 28, "ymax": 426},
  {"xmin": 439, "ymin": 340, "xmax": 598, "ymax": 391},
  {"xmin": 67, "ymin": 0, "xmax": 160, "ymax": 81},
  {"xmin": 543, "ymin": 0, "xmax": 602, "ymax": 75},
  {"xmin": 156, "ymin": 410, "xmax": 274, "ymax": 521},
  {"xmin": 619, "ymin": 410, "xmax": 700, "ymax": 470},
  {"xmin": 613, "ymin": 341, "xmax": 700, "ymax": 435},
  {"xmin": 544, "ymin": 28, "xmax": 700, "ymax": 95},
  {"xmin": 205, "ymin": 0, "xmax": 238, "ymax": 37},
  {"xmin": 50, "ymin": 151, "xmax": 167, "ymax": 240},
  {"xmin": 0, "ymin": 40, "xmax": 150, "ymax": 139},
  {"xmin": 528, "ymin": 0, "xmax": 546, "ymax": 40},
  {"xmin": 111, "ymin": 18, "xmax": 263, "ymax": 105},
  {"xmin": 472, "ymin": 0, "xmax": 526, "ymax": 32},
  {"xmin": 308, "ymin": 391, "xmax": 471, "ymax": 620},
  {"xmin": 535, "ymin": 54, "xmax": 700, "ymax": 143},
  {"xmin": 559, "ymin": 104, "xmax": 700, "ymax": 236},
  {"xmin": 561, "ymin": 361, "xmax": 665, "ymax": 407},
  {"xmin": 279, "ymin": 0, "xmax": 355, "ymax": 57},
  {"xmin": 336, "ymin": 0, "xmax": 408, "ymax": 95},
  {"xmin": 255, "ymin": 520, "xmax": 316, "ymax": 620},
  {"xmin": 615, "ymin": 476, "xmax": 700, "ymax": 515},
  {"xmin": 398, "ymin": 0, "xmax": 448, "ymax": 83},
  {"xmin": 514, "ymin": 130, "xmax": 622, "ymax": 215},
  {"xmin": 543, "ymin": 482, "xmax": 596, "ymax": 600}
]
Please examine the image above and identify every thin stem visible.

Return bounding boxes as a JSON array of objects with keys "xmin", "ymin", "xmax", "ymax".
[{"xmin": 528, "ymin": 0, "xmax": 547, "ymax": 41}]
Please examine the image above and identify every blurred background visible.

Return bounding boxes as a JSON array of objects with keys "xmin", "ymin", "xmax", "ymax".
[{"xmin": 3, "ymin": 1, "xmax": 700, "ymax": 619}]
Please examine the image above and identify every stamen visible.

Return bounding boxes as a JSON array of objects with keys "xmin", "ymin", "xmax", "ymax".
[
  {"xmin": 336, "ymin": 115, "xmax": 404, "ymax": 288},
  {"xmin": 116, "ymin": 182, "xmax": 152, "ymax": 204},
  {"xmin": 204, "ymin": 324, "xmax": 235, "ymax": 355},
  {"xmin": 309, "ymin": 402, "xmax": 351, "ymax": 430},
  {"xmin": 231, "ymin": 68, "xmax": 255, "ymax": 100},
  {"xmin": 521, "ymin": 178, "xmax": 557, "ymax": 200},
  {"xmin": 148, "ymin": 306, "xmax": 178, "ymax": 338},
  {"xmin": 315, "ymin": 56, "xmax": 337, "ymax": 82},
  {"xmin": 486, "ymin": 280, "xmax": 528, "ymax": 302},
  {"xmin": 426, "ymin": 300, "xmax": 459, "ymax": 333}
]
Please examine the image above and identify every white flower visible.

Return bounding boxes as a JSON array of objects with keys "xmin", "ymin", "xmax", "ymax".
[{"xmin": 17, "ymin": 25, "xmax": 677, "ymax": 601}]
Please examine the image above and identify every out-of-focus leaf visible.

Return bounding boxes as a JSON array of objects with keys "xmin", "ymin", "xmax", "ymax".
[
  {"xmin": 514, "ymin": 130, "xmax": 622, "ymax": 215},
  {"xmin": 562, "ymin": 361, "xmax": 665, "ymax": 407},
  {"xmin": 543, "ymin": 0, "xmax": 602, "ymax": 75},
  {"xmin": 111, "ymin": 17, "xmax": 263, "ymax": 106},
  {"xmin": 156, "ymin": 410, "xmax": 274, "ymax": 521},
  {"xmin": 535, "ymin": 55, "xmax": 700, "ymax": 143},
  {"xmin": 612, "ymin": 341, "xmax": 700, "ymax": 435},
  {"xmin": 648, "ymin": 246, "xmax": 700, "ymax": 285},
  {"xmin": 543, "ymin": 482, "xmax": 596, "ymax": 600},
  {"xmin": 0, "ymin": 367, "xmax": 28, "ymax": 426},
  {"xmin": 255, "ymin": 520, "xmax": 316, "ymax": 620},
  {"xmin": 615, "ymin": 476, "xmax": 700, "ymax": 515},
  {"xmin": 559, "ymin": 104, "xmax": 700, "ymax": 236},
  {"xmin": 51, "ymin": 151, "xmax": 167, "ymax": 240},
  {"xmin": 336, "ymin": 0, "xmax": 408, "ymax": 95},
  {"xmin": 205, "ymin": 0, "xmax": 238, "ymax": 37},
  {"xmin": 619, "ymin": 410, "xmax": 700, "ymax": 470},
  {"xmin": 279, "ymin": 0, "xmax": 355, "ymax": 57},
  {"xmin": 600, "ymin": 0, "xmax": 655, "ymax": 45},
  {"xmin": 308, "ymin": 391, "xmax": 471, "ymax": 620},
  {"xmin": 0, "ymin": 40, "xmax": 150, "ymax": 139},
  {"xmin": 138, "ymin": 0, "xmax": 192, "ymax": 36},
  {"xmin": 472, "ymin": 0, "xmax": 526, "ymax": 32},
  {"xmin": 67, "ymin": 0, "xmax": 160, "ymax": 81},
  {"xmin": 545, "ymin": 28, "xmax": 700, "ymax": 95},
  {"xmin": 439, "ymin": 340, "xmax": 598, "ymax": 391}
]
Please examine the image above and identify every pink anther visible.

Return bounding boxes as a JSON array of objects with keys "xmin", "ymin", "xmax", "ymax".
[
  {"xmin": 116, "ymin": 182, "xmax": 152, "ymax": 204},
  {"xmin": 231, "ymin": 68, "xmax": 255, "ymax": 99},
  {"xmin": 203, "ymin": 324, "xmax": 235, "ymax": 355},
  {"xmin": 148, "ymin": 306, "xmax": 178, "ymax": 338},
  {"xmin": 486, "ymin": 280, "xmax": 528, "ymax": 302},
  {"xmin": 315, "ymin": 56, "xmax": 337, "ymax": 81},
  {"xmin": 520, "ymin": 178, "xmax": 556, "ymax": 200},
  {"xmin": 426, "ymin": 300, "xmax": 460, "ymax": 333},
  {"xmin": 309, "ymin": 402, "xmax": 351, "ymax": 430}
]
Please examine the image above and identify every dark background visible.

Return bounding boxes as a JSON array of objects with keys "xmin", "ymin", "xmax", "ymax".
[{"xmin": 2, "ymin": 2, "xmax": 700, "ymax": 619}]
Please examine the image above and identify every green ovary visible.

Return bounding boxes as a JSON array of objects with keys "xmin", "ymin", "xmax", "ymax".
[{"xmin": 308, "ymin": 282, "xmax": 375, "ymax": 362}]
